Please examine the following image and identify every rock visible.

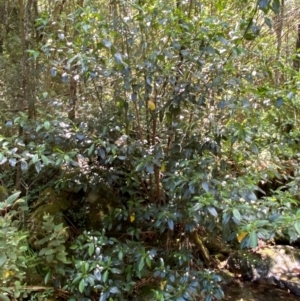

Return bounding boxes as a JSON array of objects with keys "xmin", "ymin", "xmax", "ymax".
[
  {"xmin": 227, "ymin": 245, "xmax": 300, "ymax": 296},
  {"xmin": 85, "ymin": 183, "xmax": 119, "ymax": 230},
  {"xmin": 28, "ymin": 187, "xmax": 73, "ymax": 249}
]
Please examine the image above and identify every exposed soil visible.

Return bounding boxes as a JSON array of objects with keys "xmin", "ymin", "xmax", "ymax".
[{"xmin": 222, "ymin": 281, "xmax": 300, "ymax": 301}]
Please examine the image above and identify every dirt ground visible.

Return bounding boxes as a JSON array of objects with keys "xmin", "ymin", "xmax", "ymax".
[{"xmin": 222, "ymin": 282, "xmax": 300, "ymax": 300}]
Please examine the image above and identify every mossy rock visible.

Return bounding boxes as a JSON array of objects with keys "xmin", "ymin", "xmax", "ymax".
[
  {"xmin": 29, "ymin": 204, "xmax": 68, "ymax": 249},
  {"xmin": 33, "ymin": 187, "xmax": 72, "ymax": 211},
  {"xmin": 85, "ymin": 183, "xmax": 120, "ymax": 229},
  {"xmin": 29, "ymin": 187, "xmax": 74, "ymax": 249},
  {"xmin": 56, "ymin": 190, "xmax": 74, "ymax": 210},
  {"xmin": 39, "ymin": 186, "xmax": 56, "ymax": 199},
  {"xmin": 86, "ymin": 201, "xmax": 105, "ymax": 229},
  {"xmin": 31, "ymin": 203, "xmax": 64, "ymax": 223}
]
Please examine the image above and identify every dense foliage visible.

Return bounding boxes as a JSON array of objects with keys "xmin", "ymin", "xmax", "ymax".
[{"xmin": 1, "ymin": 0, "xmax": 300, "ymax": 300}]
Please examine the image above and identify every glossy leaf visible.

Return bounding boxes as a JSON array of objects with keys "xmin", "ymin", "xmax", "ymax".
[
  {"xmin": 207, "ymin": 206, "xmax": 218, "ymax": 217},
  {"xmin": 21, "ymin": 160, "xmax": 28, "ymax": 171},
  {"xmin": 35, "ymin": 161, "xmax": 42, "ymax": 173},
  {"xmin": 78, "ymin": 278, "xmax": 85, "ymax": 293},
  {"xmin": 294, "ymin": 220, "xmax": 300, "ymax": 235},
  {"xmin": 103, "ymin": 270, "xmax": 109, "ymax": 283},
  {"xmin": 0, "ymin": 294, "xmax": 10, "ymax": 301},
  {"xmin": 88, "ymin": 243, "xmax": 95, "ymax": 256},
  {"xmin": 167, "ymin": 219, "xmax": 174, "ymax": 231},
  {"xmin": 0, "ymin": 253, "xmax": 7, "ymax": 267},
  {"xmin": 258, "ymin": 0, "xmax": 270, "ymax": 11},
  {"xmin": 138, "ymin": 257, "xmax": 145, "ymax": 272},
  {"xmin": 249, "ymin": 231, "xmax": 258, "ymax": 248},
  {"xmin": 6, "ymin": 191, "xmax": 21, "ymax": 205},
  {"xmin": 232, "ymin": 209, "xmax": 241, "ymax": 222}
]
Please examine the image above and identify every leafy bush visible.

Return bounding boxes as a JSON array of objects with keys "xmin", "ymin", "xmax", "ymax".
[
  {"xmin": 65, "ymin": 230, "xmax": 224, "ymax": 301},
  {"xmin": 2, "ymin": 0, "xmax": 300, "ymax": 300},
  {"xmin": 0, "ymin": 192, "xmax": 30, "ymax": 300}
]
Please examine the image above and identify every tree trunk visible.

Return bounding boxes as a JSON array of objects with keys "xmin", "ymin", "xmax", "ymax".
[{"xmin": 293, "ymin": 24, "xmax": 300, "ymax": 71}]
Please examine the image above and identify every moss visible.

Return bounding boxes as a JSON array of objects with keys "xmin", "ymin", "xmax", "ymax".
[
  {"xmin": 31, "ymin": 203, "xmax": 63, "ymax": 222},
  {"xmin": 56, "ymin": 191, "xmax": 72, "ymax": 210},
  {"xmin": 33, "ymin": 187, "xmax": 72, "ymax": 211},
  {"xmin": 29, "ymin": 187, "xmax": 73, "ymax": 249},
  {"xmin": 39, "ymin": 187, "xmax": 56, "ymax": 199},
  {"xmin": 84, "ymin": 184, "xmax": 120, "ymax": 229},
  {"xmin": 189, "ymin": 230, "xmax": 211, "ymax": 266},
  {"xmin": 0, "ymin": 186, "xmax": 8, "ymax": 202}
]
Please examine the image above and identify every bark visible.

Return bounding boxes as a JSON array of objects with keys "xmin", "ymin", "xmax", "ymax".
[{"xmin": 293, "ymin": 24, "xmax": 300, "ymax": 71}]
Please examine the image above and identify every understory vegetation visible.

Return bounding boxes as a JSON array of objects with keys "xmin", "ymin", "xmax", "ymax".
[{"xmin": 1, "ymin": 0, "xmax": 300, "ymax": 300}]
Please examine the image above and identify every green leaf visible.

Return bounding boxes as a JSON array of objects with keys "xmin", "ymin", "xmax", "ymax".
[
  {"xmin": 244, "ymin": 33, "xmax": 256, "ymax": 41},
  {"xmin": 88, "ymin": 243, "xmax": 95, "ymax": 256},
  {"xmin": 258, "ymin": 0, "xmax": 270, "ymax": 11},
  {"xmin": 64, "ymin": 154, "xmax": 70, "ymax": 162},
  {"xmin": 264, "ymin": 17, "xmax": 272, "ymax": 29},
  {"xmin": 204, "ymin": 295, "xmax": 212, "ymax": 301},
  {"xmin": 103, "ymin": 270, "xmax": 109, "ymax": 283},
  {"xmin": 118, "ymin": 250, "xmax": 123, "ymax": 260},
  {"xmin": 82, "ymin": 262, "xmax": 89, "ymax": 274},
  {"xmin": 0, "ymin": 253, "xmax": 7, "ymax": 267},
  {"xmin": 44, "ymin": 271, "xmax": 51, "ymax": 284},
  {"xmin": 135, "ymin": 161, "xmax": 145, "ymax": 172},
  {"xmin": 294, "ymin": 220, "xmax": 300, "ymax": 235},
  {"xmin": 216, "ymin": 36, "xmax": 228, "ymax": 46},
  {"xmin": 250, "ymin": 143, "xmax": 258, "ymax": 154},
  {"xmin": 94, "ymin": 269, "xmax": 101, "ymax": 281},
  {"xmin": 32, "ymin": 154, "xmax": 39, "ymax": 163},
  {"xmin": 62, "ymin": 73, "xmax": 69, "ymax": 83},
  {"xmin": 56, "ymin": 157, "xmax": 63, "ymax": 166},
  {"xmin": 21, "ymin": 160, "xmax": 28, "ymax": 171},
  {"xmin": 207, "ymin": 206, "xmax": 218, "ymax": 217},
  {"xmin": 44, "ymin": 121, "xmax": 51, "ymax": 130},
  {"xmin": 6, "ymin": 191, "xmax": 21, "ymax": 205},
  {"xmin": 110, "ymin": 286, "xmax": 121, "ymax": 294},
  {"xmin": 214, "ymin": 288, "xmax": 225, "ymax": 300},
  {"xmin": 88, "ymin": 143, "xmax": 95, "ymax": 156},
  {"xmin": 114, "ymin": 53, "xmax": 123, "ymax": 64},
  {"xmin": 111, "ymin": 267, "xmax": 122, "ymax": 274},
  {"xmin": 271, "ymin": 0, "xmax": 280, "ymax": 13},
  {"xmin": 8, "ymin": 158, "xmax": 16, "ymax": 167},
  {"xmin": 0, "ymin": 294, "xmax": 10, "ymax": 301},
  {"xmin": 0, "ymin": 155, "xmax": 7, "ymax": 165},
  {"xmin": 41, "ymin": 155, "xmax": 49, "ymax": 165},
  {"xmin": 167, "ymin": 219, "xmax": 174, "ymax": 230},
  {"xmin": 79, "ymin": 278, "xmax": 85, "ymax": 293},
  {"xmin": 102, "ymin": 39, "xmax": 112, "ymax": 48},
  {"xmin": 35, "ymin": 161, "xmax": 42, "ymax": 173},
  {"xmin": 202, "ymin": 182, "xmax": 209, "ymax": 192},
  {"xmin": 27, "ymin": 49, "xmax": 40, "ymax": 59},
  {"xmin": 249, "ymin": 231, "xmax": 258, "ymax": 248},
  {"xmin": 222, "ymin": 212, "xmax": 230, "ymax": 225},
  {"xmin": 145, "ymin": 164, "xmax": 154, "ymax": 174},
  {"xmin": 57, "ymin": 252, "xmax": 67, "ymax": 262},
  {"xmin": 100, "ymin": 291, "xmax": 110, "ymax": 301},
  {"xmin": 254, "ymin": 220, "xmax": 269, "ymax": 227},
  {"xmin": 67, "ymin": 54, "xmax": 79, "ymax": 65},
  {"xmin": 232, "ymin": 208, "xmax": 241, "ymax": 222},
  {"xmin": 287, "ymin": 91, "xmax": 294, "ymax": 100},
  {"xmin": 138, "ymin": 257, "xmax": 145, "ymax": 272},
  {"xmin": 275, "ymin": 97, "xmax": 283, "ymax": 107}
]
